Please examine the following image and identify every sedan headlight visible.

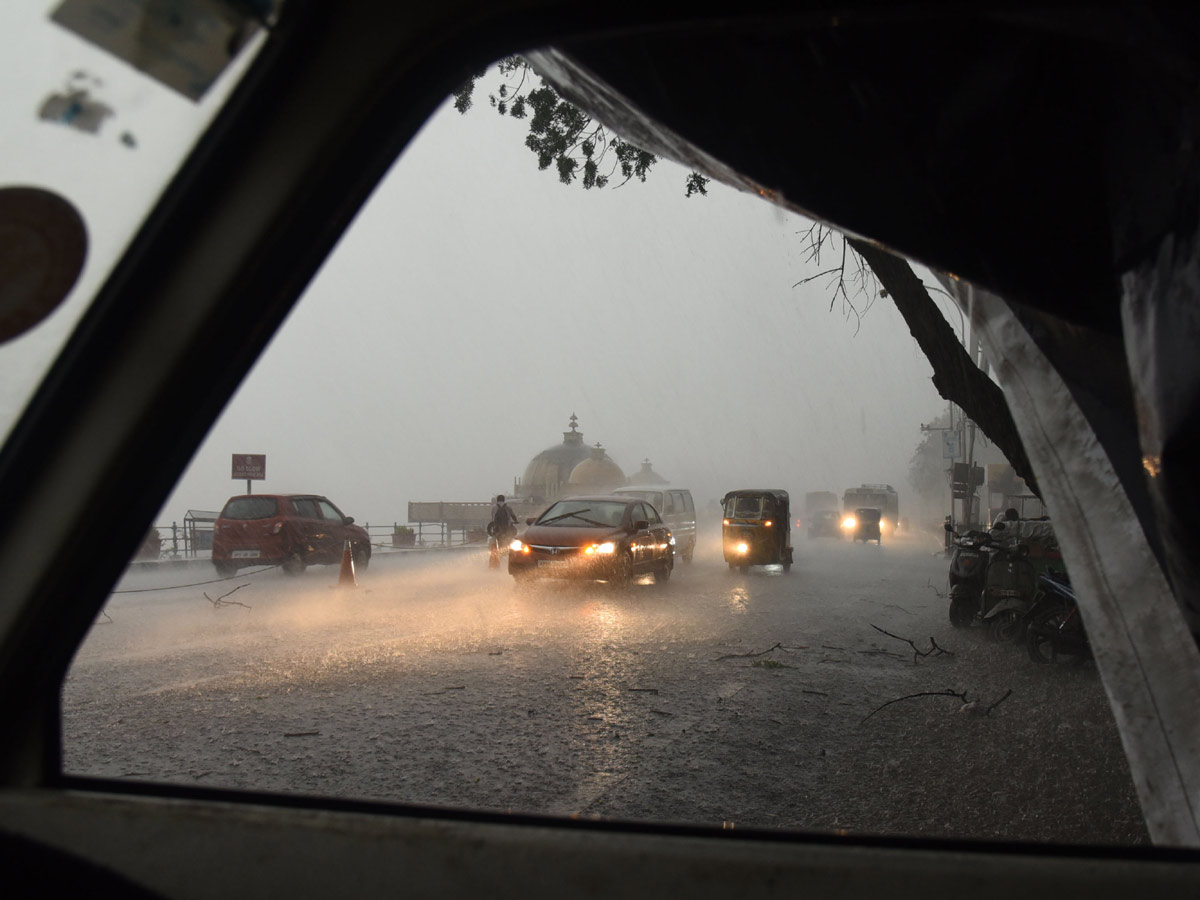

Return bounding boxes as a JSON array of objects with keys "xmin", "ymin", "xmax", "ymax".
[
  {"xmin": 585, "ymin": 541, "xmax": 616, "ymax": 555},
  {"xmin": 510, "ymin": 539, "xmax": 529, "ymax": 554}
]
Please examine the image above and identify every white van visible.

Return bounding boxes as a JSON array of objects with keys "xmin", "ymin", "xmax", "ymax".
[{"xmin": 613, "ymin": 487, "xmax": 697, "ymax": 562}]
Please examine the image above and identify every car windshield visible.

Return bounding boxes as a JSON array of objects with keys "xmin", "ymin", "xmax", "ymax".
[
  {"xmin": 538, "ymin": 500, "xmax": 626, "ymax": 527},
  {"xmin": 727, "ymin": 496, "xmax": 764, "ymax": 518},
  {"xmin": 37, "ymin": 38, "xmax": 1153, "ymax": 853}
]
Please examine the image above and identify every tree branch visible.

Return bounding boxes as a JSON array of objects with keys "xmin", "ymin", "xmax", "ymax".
[{"xmin": 846, "ymin": 238, "xmax": 1039, "ymax": 495}]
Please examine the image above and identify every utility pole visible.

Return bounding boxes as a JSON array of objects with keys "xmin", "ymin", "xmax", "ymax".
[{"xmin": 920, "ymin": 413, "xmax": 959, "ymax": 550}]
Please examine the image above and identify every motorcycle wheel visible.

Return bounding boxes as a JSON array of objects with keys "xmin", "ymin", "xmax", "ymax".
[
  {"xmin": 986, "ymin": 609, "xmax": 1022, "ymax": 643},
  {"xmin": 948, "ymin": 594, "xmax": 975, "ymax": 628},
  {"xmin": 1027, "ymin": 602, "xmax": 1069, "ymax": 664}
]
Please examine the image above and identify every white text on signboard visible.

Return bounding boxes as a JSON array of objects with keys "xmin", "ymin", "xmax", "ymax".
[{"xmin": 232, "ymin": 454, "xmax": 266, "ymax": 480}]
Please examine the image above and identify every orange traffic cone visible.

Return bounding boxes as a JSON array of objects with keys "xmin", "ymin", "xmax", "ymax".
[{"xmin": 338, "ymin": 540, "xmax": 357, "ymax": 587}]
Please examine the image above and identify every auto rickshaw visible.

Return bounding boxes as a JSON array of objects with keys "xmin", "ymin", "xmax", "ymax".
[
  {"xmin": 848, "ymin": 506, "xmax": 883, "ymax": 544},
  {"xmin": 722, "ymin": 489, "xmax": 794, "ymax": 572}
]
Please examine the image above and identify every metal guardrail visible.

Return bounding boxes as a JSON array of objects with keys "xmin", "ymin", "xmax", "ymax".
[{"xmin": 141, "ymin": 519, "xmax": 488, "ymax": 561}]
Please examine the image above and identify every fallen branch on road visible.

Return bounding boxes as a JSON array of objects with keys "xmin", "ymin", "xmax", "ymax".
[
  {"xmin": 862, "ymin": 689, "xmax": 966, "ymax": 722},
  {"xmin": 716, "ymin": 641, "xmax": 782, "ymax": 660},
  {"xmin": 858, "ymin": 649, "xmax": 909, "ymax": 661},
  {"xmin": 751, "ymin": 658, "xmax": 796, "ymax": 670},
  {"xmin": 204, "ymin": 584, "xmax": 251, "ymax": 610},
  {"xmin": 862, "ymin": 687, "xmax": 1013, "ymax": 723},
  {"xmin": 869, "ymin": 624, "xmax": 954, "ymax": 664}
]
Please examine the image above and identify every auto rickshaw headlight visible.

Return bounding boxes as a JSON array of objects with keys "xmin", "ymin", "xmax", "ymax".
[
  {"xmin": 723, "ymin": 518, "xmax": 730, "ymax": 526},
  {"xmin": 764, "ymin": 520, "xmax": 773, "ymax": 527},
  {"xmin": 736, "ymin": 542, "xmax": 749, "ymax": 555}
]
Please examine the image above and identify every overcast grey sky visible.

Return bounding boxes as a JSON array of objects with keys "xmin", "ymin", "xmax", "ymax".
[
  {"xmin": 0, "ymin": 9, "xmax": 951, "ymax": 531},
  {"xmin": 154, "ymin": 83, "xmax": 947, "ymax": 528}
]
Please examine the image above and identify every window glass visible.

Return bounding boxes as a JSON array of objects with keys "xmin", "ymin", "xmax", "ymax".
[
  {"xmin": 219, "ymin": 496, "xmax": 279, "ymax": 520},
  {"xmin": 730, "ymin": 496, "xmax": 764, "ymax": 517},
  {"xmin": 318, "ymin": 500, "xmax": 345, "ymax": 522},
  {"xmin": 292, "ymin": 498, "xmax": 321, "ymax": 518},
  {"xmin": 63, "ymin": 56, "xmax": 1149, "ymax": 850}
]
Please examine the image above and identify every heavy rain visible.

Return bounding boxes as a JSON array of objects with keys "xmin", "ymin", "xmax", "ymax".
[{"xmin": 61, "ymin": 62, "xmax": 1146, "ymax": 845}]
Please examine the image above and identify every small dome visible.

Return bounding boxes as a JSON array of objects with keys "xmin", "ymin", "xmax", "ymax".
[
  {"xmin": 568, "ymin": 443, "xmax": 626, "ymax": 492},
  {"xmin": 627, "ymin": 458, "xmax": 668, "ymax": 486}
]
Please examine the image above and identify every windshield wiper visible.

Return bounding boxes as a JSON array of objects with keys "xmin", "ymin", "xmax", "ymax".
[{"xmin": 542, "ymin": 508, "xmax": 604, "ymax": 528}]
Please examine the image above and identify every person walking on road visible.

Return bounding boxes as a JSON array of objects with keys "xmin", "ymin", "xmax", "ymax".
[{"xmin": 488, "ymin": 494, "xmax": 518, "ymax": 568}]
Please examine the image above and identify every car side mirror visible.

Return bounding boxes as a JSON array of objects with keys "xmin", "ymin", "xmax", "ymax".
[
  {"xmin": 634, "ymin": 519, "xmax": 649, "ymax": 531},
  {"xmin": 526, "ymin": 517, "xmax": 535, "ymax": 525},
  {"xmin": 344, "ymin": 516, "xmax": 354, "ymax": 525}
]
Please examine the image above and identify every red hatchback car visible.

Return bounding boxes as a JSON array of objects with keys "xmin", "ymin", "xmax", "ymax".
[{"xmin": 211, "ymin": 494, "xmax": 371, "ymax": 577}]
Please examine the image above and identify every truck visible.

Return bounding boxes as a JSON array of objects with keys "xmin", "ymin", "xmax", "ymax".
[{"xmin": 842, "ymin": 484, "xmax": 900, "ymax": 534}]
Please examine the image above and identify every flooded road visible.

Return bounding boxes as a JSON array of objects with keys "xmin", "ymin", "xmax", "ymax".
[{"xmin": 63, "ymin": 530, "xmax": 1147, "ymax": 845}]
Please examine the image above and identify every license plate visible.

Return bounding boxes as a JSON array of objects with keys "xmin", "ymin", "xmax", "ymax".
[
  {"xmin": 537, "ymin": 559, "xmax": 569, "ymax": 569},
  {"xmin": 232, "ymin": 550, "xmax": 261, "ymax": 558}
]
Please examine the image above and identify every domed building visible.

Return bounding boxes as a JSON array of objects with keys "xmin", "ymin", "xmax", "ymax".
[
  {"xmin": 627, "ymin": 458, "xmax": 669, "ymax": 486},
  {"xmin": 567, "ymin": 443, "xmax": 627, "ymax": 494},
  {"xmin": 517, "ymin": 413, "xmax": 592, "ymax": 503}
]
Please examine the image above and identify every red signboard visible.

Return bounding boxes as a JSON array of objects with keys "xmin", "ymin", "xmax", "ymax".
[{"xmin": 231, "ymin": 453, "xmax": 266, "ymax": 480}]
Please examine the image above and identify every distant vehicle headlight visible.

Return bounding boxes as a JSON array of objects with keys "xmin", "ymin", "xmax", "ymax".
[{"xmin": 842, "ymin": 516, "xmax": 857, "ymax": 530}]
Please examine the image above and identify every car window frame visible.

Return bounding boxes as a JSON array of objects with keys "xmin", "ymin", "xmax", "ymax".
[{"xmin": 0, "ymin": 5, "xmax": 1197, "ymax": 896}]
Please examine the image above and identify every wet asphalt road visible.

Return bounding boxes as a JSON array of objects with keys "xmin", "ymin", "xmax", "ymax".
[{"xmin": 63, "ymin": 528, "xmax": 1148, "ymax": 845}]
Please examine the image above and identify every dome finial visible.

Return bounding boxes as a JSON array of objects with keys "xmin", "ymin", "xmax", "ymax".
[{"xmin": 568, "ymin": 412, "xmax": 579, "ymax": 432}]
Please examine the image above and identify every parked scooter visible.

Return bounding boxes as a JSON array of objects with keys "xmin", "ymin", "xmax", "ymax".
[
  {"xmin": 1025, "ymin": 569, "xmax": 1090, "ymax": 664},
  {"xmin": 946, "ymin": 527, "xmax": 992, "ymax": 628},
  {"xmin": 979, "ymin": 538, "xmax": 1038, "ymax": 642},
  {"xmin": 945, "ymin": 521, "xmax": 1037, "ymax": 639}
]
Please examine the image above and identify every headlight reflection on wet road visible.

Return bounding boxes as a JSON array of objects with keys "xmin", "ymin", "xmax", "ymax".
[{"xmin": 726, "ymin": 586, "xmax": 750, "ymax": 614}]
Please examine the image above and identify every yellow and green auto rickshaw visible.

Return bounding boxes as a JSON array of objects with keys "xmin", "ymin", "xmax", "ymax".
[{"xmin": 722, "ymin": 489, "xmax": 794, "ymax": 572}]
